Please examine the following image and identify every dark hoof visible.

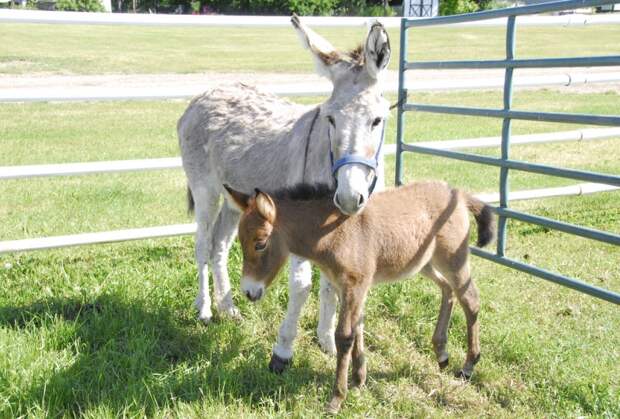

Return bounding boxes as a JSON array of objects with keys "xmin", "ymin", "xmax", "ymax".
[
  {"xmin": 269, "ymin": 353, "xmax": 292, "ymax": 374},
  {"xmin": 456, "ymin": 369, "xmax": 472, "ymax": 380},
  {"xmin": 438, "ymin": 358, "xmax": 449, "ymax": 370}
]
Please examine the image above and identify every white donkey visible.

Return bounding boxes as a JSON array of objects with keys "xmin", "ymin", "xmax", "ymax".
[{"xmin": 177, "ymin": 16, "xmax": 391, "ymax": 371}]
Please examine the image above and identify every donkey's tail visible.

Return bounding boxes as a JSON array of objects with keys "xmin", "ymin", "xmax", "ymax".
[
  {"xmin": 466, "ymin": 194, "xmax": 496, "ymax": 248},
  {"xmin": 187, "ymin": 186, "xmax": 195, "ymax": 215}
]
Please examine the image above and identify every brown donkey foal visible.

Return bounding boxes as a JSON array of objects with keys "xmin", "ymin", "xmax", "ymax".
[{"xmin": 224, "ymin": 181, "xmax": 495, "ymax": 414}]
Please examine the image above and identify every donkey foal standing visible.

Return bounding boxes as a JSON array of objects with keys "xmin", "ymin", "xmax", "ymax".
[{"xmin": 225, "ymin": 182, "xmax": 496, "ymax": 414}]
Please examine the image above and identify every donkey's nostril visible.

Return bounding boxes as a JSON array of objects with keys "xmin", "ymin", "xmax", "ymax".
[
  {"xmin": 357, "ymin": 194, "xmax": 366, "ymax": 207},
  {"xmin": 245, "ymin": 291, "xmax": 251, "ymax": 300}
]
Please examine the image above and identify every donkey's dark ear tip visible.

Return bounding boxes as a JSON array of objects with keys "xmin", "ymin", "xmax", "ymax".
[
  {"xmin": 223, "ymin": 184, "xmax": 231, "ymax": 192},
  {"xmin": 254, "ymin": 188, "xmax": 262, "ymax": 196}
]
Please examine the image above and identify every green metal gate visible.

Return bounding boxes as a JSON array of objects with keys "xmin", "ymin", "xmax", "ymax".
[{"xmin": 394, "ymin": 0, "xmax": 620, "ymax": 304}]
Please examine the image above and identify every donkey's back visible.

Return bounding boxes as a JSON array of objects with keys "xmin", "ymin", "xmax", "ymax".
[{"xmin": 178, "ymin": 84, "xmax": 306, "ymax": 155}]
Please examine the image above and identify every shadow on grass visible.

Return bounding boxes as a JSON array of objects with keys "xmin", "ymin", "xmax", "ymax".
[{"xmin": 0, "ymin": 294, "xmax": 331, "ymax": 416}]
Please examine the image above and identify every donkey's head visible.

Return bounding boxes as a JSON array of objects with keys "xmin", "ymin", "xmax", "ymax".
[
  {"xmin": 224, "ymin": 185, "xmax": 288, "ymax": 302},
  {"xmin": 292, "ymin": 16, "xmax": 391, "ymax": 215}
]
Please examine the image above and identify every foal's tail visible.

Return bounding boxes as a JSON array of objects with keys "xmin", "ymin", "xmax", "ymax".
[
  {"xmin": 187, "ymin": 186, "xmax": 195, "ymax": 215},
  {"xmin": 466, "ymin": 194, "xmax": 496, "ymax": 248}
]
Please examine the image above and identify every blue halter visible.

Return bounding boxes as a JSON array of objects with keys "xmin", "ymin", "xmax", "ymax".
[{"xmin": 329, "ymin": 121, "xmax": 386, "ymax": 196}]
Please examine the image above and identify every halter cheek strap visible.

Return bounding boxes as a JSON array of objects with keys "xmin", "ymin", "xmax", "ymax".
[{"xmin": 329, "ymin": 121, "xmax": 386, "ymax": 196}]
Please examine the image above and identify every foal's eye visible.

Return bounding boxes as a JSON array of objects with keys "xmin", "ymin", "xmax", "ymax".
[
  {"xmin": 372, "ymin": 117, "xmax": 382, "ymax": 128},
  {"xmin": 255, "ymin": 241, "xmax": 267, "ymax": 252},
  {"xmin": 327, "ymin": 116, "xmax": 335, "ymax": 127}
]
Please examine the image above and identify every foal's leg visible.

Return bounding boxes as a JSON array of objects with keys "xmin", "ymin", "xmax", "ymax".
[
  {"xmin": 327, "ymin": 284, "xmax": 369, "ymax": 414},
  {"xmin": 421, "ymin": 264, "xmax": 454, "ymax": 370},
  {"xmin": 317, "ymin": 273, "xmax": 338, "ymax": 356},
  {"xmin": 454, "ymin": 269, "xmax": 481, "ymax": 380},
  {"xmin": 209, "ymin": 202, "xmax": 242, "ymax": 320},
  {"xmin": 438, "ymin": 258, "xmax": 481, "ymax": 379},
  {"xmin": 191, "ymin": 185, "xmax": 220, "ymax": 323},
  {"xmin": 269, "ymin": 255, "xmax": 313, "ymax": 373},
  {"xmin": 351, "ymin": 315, "xmax": 366, "ymax": 388}
]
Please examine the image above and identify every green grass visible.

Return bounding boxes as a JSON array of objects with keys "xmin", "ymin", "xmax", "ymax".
[
  {"xmin": 0, "ymin": 91, "xmax": 619, "ymax": 417},
  {"xmin": 1, "ymin": 23, "xmax": 619, "ymax": 74}
]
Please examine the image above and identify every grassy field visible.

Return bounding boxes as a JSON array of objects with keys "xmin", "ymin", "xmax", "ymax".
[
  {"xmin": 1, "ymin": 23, "xmax": 619, "ymax": 74},
  {"xmin": 1, "ymin": 88, "xmax": 619, "ymax": 417}
]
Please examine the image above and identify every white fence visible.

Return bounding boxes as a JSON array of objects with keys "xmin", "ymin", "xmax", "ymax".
[{"xmin": 1, "ymin": 10, "xmax": 619, "ymax": 254}]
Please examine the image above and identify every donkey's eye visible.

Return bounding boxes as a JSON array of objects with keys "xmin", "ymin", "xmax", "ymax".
[
  {"xmin": 372, "ymin": 117, "xmax": 382, "ymax": 128},
  {"xmin": 255, "ymin": 241, "xmax": 267, "ymax": 252},
  {"xmin": 327, "ymin": 116, "xmax": 335, "ymax": 127}
]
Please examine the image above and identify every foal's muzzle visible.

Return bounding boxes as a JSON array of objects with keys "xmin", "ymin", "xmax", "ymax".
[
  {"xmin": 241, "ymin": 276, "xmax": 265, "ymax": 302},
  {"xmin": 245, "ymin": 288, "xmax": 263, "ymax": 302}
]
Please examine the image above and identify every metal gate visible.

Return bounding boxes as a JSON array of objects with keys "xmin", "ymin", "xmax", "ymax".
[{"xmin": 394, "ymin": 0, "xmax": 620, "ymax": 304}]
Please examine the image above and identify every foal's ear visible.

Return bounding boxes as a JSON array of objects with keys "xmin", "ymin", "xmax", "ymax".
[
  {"xmin": 291, "ymin": 14, "xmax": 344, "ymax": 83},
  {"xmin": 223, "ymin": 184, "xmax": 251, "ymax": 211},
  {"xmin": 364, "ymin": 21, "xmax": 391, "ymax": 80},
  {"xmin": 254, "ymin": 189, "xmax": 276, "ymax": 224}
]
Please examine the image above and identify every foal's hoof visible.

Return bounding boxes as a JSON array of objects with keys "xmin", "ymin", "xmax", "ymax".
[
  {"xmin": 325, "ymin": 397, "xmax": 343, "ymax": 415},
  {"xmin": 438, "ymin": 358, "xmax": 450, "ymax": 370},
  {"xmin": 455, "ymin": 369, "xmax": 473, "ymax": 380},
  {"xmin": 269, "ymin": 353, "xmax": 292, "ymax": 374}
]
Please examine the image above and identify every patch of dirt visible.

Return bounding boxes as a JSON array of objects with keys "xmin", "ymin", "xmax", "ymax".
[{"xmin": 1, "ymin": 67, "xmax": 619, "ymax": 95}]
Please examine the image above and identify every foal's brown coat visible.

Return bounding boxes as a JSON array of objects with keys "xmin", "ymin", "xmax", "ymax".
[{"xmin": 226, "ymin": 181, "xmax": 496, "ymax": 414}]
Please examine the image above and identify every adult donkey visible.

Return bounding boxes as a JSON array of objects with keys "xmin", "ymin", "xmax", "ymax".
[{"xmin": 178, "ymin": 16, "xmax": 391, "ymax": 367}]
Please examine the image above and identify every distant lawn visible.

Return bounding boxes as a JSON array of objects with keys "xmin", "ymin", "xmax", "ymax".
[
  {"xmin": 1, "ymin": 23, "xmax": 619, "ymax": 74},
  {"xmin": 0, "ymin": 90, "xmax": 619, "ymax": 417}
]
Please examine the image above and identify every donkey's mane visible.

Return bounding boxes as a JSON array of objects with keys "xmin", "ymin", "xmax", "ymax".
[
  {"xmin": 272, "ymin": 183, "xmax": 335, "ymax": 202},
  {"xmin": 346, "ymin": 44, "xmax": 364, "ymax": 65}
]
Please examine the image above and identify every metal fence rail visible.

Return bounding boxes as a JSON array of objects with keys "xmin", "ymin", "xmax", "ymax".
[{"xmin": 395, "ymin": 0, "xmax": 620, "ymax": 305}]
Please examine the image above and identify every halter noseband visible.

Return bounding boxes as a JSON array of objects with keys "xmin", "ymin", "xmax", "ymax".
[{"xmin": 329, "ymin": 121, "xmax": 386, "ymax": 196}]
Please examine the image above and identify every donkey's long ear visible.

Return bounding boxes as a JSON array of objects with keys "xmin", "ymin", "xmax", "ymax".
[
  {"xmin": 223, "ymin": 184, "xmax": 251, "ymax": 212},
  {"xmin": 254, "ymin": 189, "xmax": 276, "ymax": 224},
  {"xmin": 364, "ymin": 22, "xmax": 391, "ymax": 80},
  {"xmin": 291, "ymin": 14, "xmax": 343, "ymax": 82}
]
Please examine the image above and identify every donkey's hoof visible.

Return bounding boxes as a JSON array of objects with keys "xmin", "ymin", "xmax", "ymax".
[
  {"xmin": 318, "ymin": 335, "xmax": 337, "ymax": 356},
  {"xmin": 219, "ymin": 304, "xmax": 242, "ymax": 321},
  {"xmin": 438, "ymin": 358, "xmax": 450, "ymax": 370},
  {"xmin": 197, "ymin": 310, "xmax": 213, "ymax": 325},
  {"xmin": 455, "ymin": 369, "xmax": 473, "ymax": 380},
  {"xmin": 269, "ymin": 353, "xmax": 292, "ymax": 374}
]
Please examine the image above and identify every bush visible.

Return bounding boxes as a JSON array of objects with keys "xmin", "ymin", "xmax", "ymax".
[
  {"xmin": 55, "ymin": 0, "xmax": 104, "ymax": 11},
  {"xmin": 439, "ymin": 0, "xmax": 479, "ymax": 15}
]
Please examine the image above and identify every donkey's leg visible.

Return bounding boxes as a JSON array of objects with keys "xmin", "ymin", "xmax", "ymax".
[
  {"xmin": 270, "ymin": 255, "xmax": 312, "ymax": 373},
  {"xmin": 317, "ymin": 273, "xmax": 338, "ymax": 356},
  {"xmin": 209, "ymin": 202, "xmax": 241, "ymax": 320},
  {"xmin": 327, "ymin": 283, "xmax": 369, "ymax": 414},
  {"xmin": 421, "ymin": 264, "xmax": 454, "ymax": 370},
  {"xmin": 191, "ymin": 185, "xmax": 220, "ymax": 324}
]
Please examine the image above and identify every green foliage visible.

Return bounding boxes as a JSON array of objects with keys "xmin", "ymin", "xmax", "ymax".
[
  {"xmin": 55, "ymin": 0, "xmax": 104, "ymax": 12},
  {"xmin": 439, "ymin": 0, "xmax": 479, "ymax": 15},
  {"xmin": 288, "ymin": 0, "xmax": 339, "ymax": 15},
  {"xmin": 204, "ymin": 0, "xmax": 393, "ymax": 16}
]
